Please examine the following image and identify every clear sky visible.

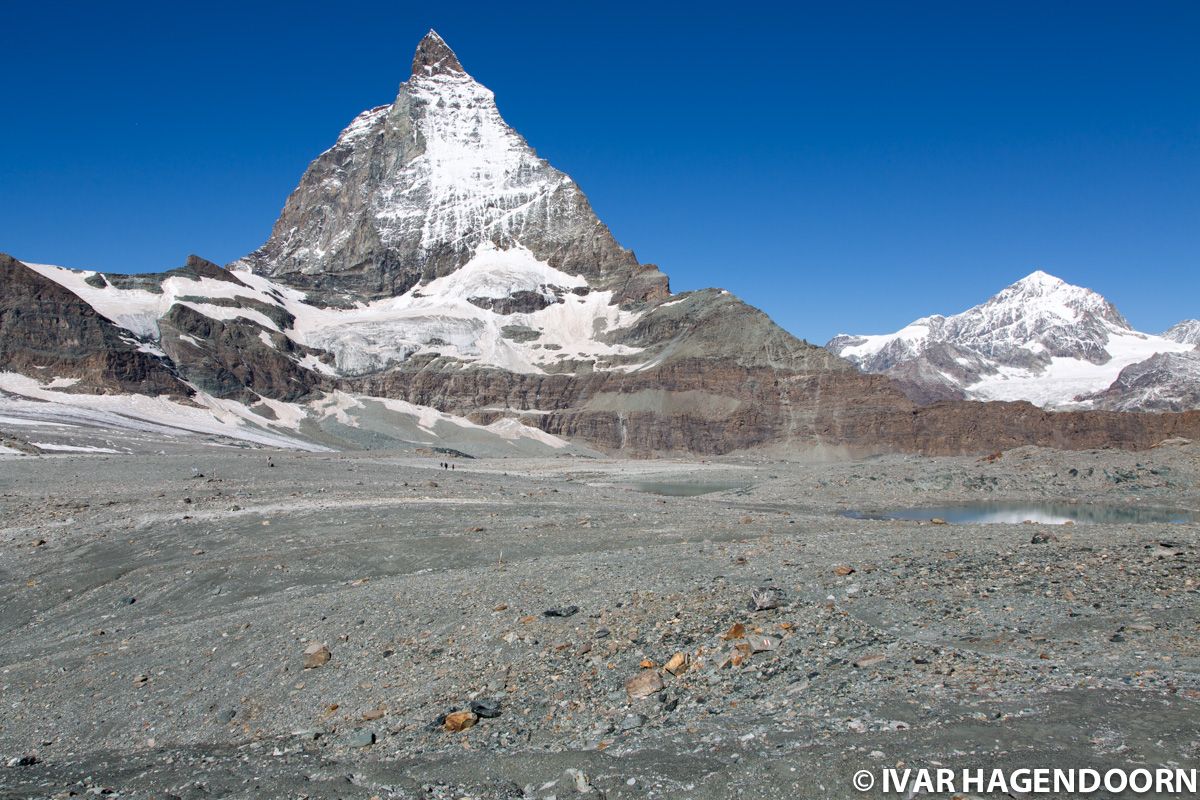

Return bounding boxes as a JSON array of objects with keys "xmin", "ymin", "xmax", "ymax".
[{"xmin": 2, "ymin": 1, "xmax": 1196, "ymax": 343}]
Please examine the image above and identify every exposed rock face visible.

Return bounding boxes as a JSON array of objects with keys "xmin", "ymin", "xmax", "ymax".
[
  {"xmin": 345, "ymin": 289, "xmax": 904, "ymax": 454},
  {"xmin": 11, "ymin": 255, "xmax": 336, "ymax": 403},
  {"xmin": 828, "ymin": 271, "xmax": 1197, "ymax": 409},
  {"xmin": 867, "ymin": 400, "xmax": 1200, "ymax": 454},
  {"xmin": 85, "ymin": 255, "xmax": 249, "ymax": 294},
  {"xmin": 158, "ymin": 304, "xmax": 331, "ymax": 403},
  {"xmin": 410, "ymin": 29, "xmax": 464, "ymax": 76},
  {"xmin": 344, "ymin": 288, "xmax": 1200, "ymax": 455},
  {"xmin": 1163, "ymin": 320, "xmax": 1200, "ymax": 347},
  {"xmin": 235, "ymin": 31, "xmax": 668, "ymax": 308},
  {"xmin": 467, "ymin": 290, "xmax": 559, "ymax": 315},
  {"xmin": 1080, "ymin": 352, "xmax": 1200, "ymax": 412},
  {"xmin": 0, "ymin": 255, "xmax": 189, "ymax": 398}
]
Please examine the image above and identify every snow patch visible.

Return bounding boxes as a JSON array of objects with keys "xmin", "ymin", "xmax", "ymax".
[
  {"xmin": 0, "ymin": 372, "xmax": 328, "ymax": 451},
  {"xmin": 30, "ymin": 442, "xmax": 120, "ymax": 454},
  {"xmin": 24, "ymin": 263, "xmax": 286, "ymax": 339}
]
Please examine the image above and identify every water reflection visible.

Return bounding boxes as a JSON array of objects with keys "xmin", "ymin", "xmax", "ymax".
[{"xmin": 843, "ymin": 503, "xmax": 1193, "ymax": 525}]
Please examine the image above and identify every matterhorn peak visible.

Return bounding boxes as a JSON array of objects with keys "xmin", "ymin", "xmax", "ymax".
[
  {"xmin": 236, "ymin": 30, "xmax": 665, "ymax": 308},
  {"xmin": 412, "ymin": 29, "xmax": 465, "ymax": 77}
]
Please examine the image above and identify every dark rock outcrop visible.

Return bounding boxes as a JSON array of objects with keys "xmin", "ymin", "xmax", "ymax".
[
  {"xmin": 411, "ymin": 29, "xmax": 464, "ymax": 77},
  {"xmin": 158, "ymin": 304, "xmax": 330, "ymax": 402},
  {"xmin": 88, "ymin": 255, "xmax": 249, "ymax": 294},
  {"xmin": 0, "ymin": 255, "xmax": 190, "ymax": 397},
  {"xmin": 467, "ymin": 291, "xmax": 560, "ymax": 315}
]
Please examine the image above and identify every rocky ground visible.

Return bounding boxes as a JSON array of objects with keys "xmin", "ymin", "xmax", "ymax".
[{"xmin": 0, "ymin": 441, "xmax": 1198, "ymax": 798}]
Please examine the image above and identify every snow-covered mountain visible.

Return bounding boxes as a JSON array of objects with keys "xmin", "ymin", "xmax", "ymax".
[
  {"xmin": 1164, "ymin": 320, "xmax": 1200, "ymax": 347},
  {"xmin": 1, "ymin": 253, "xmax": 587, "ymax": 456},
  {"xmin": 235, "ymin": 31, "xmax": 667, "ymax": 309},
  {"xmin": 0, "ymin": 32, "xmax": 679, "ymax": 454},
  {"xmin": 28, "ymin": 244, "xmax": 645, "ymax": 379},
  {"xmin": 827, "ymin": 271, "xmax": 1197, "ymax": 409}
]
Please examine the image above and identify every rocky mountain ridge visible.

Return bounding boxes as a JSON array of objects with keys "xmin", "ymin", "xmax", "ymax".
[{"xmin": 1163, "ymin": 319, "xmax": 1200, "ymax": 346}]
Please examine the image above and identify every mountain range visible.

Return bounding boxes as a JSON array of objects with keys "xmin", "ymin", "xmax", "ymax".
[
  {"xmin": 2, "ymin": 31, "xmax": 1198, "ymax": 456},
  {"xmin": 827, "ymin": 271, "xmax": 1199, "ymax": 411}
]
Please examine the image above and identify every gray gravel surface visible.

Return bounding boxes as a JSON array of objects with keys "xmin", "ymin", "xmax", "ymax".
[{"xmin": 1, "ymin": 442, "xmax": 1198, "ymax": 798}]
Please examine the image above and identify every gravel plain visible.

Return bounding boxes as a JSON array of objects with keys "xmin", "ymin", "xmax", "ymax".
[{"xmin": 1, "ymin": 441, "xmax": 1198, "ymax": 798}]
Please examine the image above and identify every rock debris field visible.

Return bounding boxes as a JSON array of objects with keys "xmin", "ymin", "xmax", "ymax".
[{"xmin": 1, "ymin": 442, "xmax": 1198, "ymax": 798}]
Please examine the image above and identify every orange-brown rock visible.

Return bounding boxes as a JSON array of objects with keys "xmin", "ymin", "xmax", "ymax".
[
  {"xmin": 664, "ymin": 652, "xmax": 690, "ymax": 676},
  {"xmin": 442, "ymin": 710, "xmax": 478, "ymax": 732},
  {"xmin": 302, "ymin": 643, "xmax": 331, "ymax": 669}
]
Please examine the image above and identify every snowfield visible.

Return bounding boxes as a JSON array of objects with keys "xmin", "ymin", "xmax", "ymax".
[
  {"xmin": 0, "ymin": 372, "xmax": 574, "ymax": 455},
  {"xmin": 968, "ymin": 329, "xmax": 1193, "ymax": 406},
  {"xmin": 30, "ymin": 242, "xmax": 644, "ymax": 379},
  {"xmin": 260, "ymin": 244, "xmax": 645, "ymax": 376}
]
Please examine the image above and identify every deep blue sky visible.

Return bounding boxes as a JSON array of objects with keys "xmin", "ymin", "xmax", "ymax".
[{"xmin": 2, "ymin": 2, "xmax": 1196, "ymax": 342}]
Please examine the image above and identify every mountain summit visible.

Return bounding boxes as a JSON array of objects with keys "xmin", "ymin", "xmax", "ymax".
[
  {"xmin": 5, "ymin": 32, "xmax": 885, "ymax": 454},
  {"xmin": 411, "ymin": 29, "xmax": 464, "ymax": 76},
  {"xmin": 827, "ymin": 271, "xmax": 1194, "ymax": 408},
  {"xmin": 235, "ymin": 32, "xmax": 667, "ymax": 308}
]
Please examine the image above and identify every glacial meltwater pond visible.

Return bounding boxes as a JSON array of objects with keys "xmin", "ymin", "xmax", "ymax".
[
  {"xmin": 843, "ymin": 503, "xmax": 1194, "ymax": 525},
  {"xmin": 619, "ymin": 481, "xmax": 751, "ymax": 497}
]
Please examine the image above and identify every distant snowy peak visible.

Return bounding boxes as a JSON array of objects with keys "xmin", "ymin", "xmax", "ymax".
[
  {"xmin": 829, "ymin": 271, "xmax": 1127, "ymax": 371},
  {"xmin": 827, "ymin": 271, "xmax": 1196, "ymax": 410},
  {"xmin": 1163, "ymin": 319, "xmax": 1200, "ymax": 347},
  {"xmin": 938, "ymin": 270, "xmax": 1131, "ymax": 367},
  {"xmin": 977, "ymin": 269, "xmax": 1129, "ymax": 332},
  {"xmin": 237, "ymin": 30, "xmax": 667, "ymax": 308}
]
